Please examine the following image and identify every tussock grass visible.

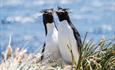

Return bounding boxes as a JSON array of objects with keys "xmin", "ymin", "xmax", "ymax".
[
  {"xmin": 77, "ymin": 33, "xmax": 115, "ymax": 70},
  {"xmin": 0, "ymin": 33, "xmax": 115, "ymax": 70}
]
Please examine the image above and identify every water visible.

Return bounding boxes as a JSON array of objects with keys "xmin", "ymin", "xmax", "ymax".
[{"xmin": 0, "ymin": 0, "xmax": 115, "ymax": 54}]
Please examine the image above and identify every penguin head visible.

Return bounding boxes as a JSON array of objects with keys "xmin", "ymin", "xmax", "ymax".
[
  {"xmin": 56, "ymin": 7, "xmax": 70, "ymax": 22},
  {"xmin": 42, "ymin": 9, "xmax": 54, "ymax": 24}
]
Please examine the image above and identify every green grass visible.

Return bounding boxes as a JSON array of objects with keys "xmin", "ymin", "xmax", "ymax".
[
  {"xmin": 77, "ymin": 33, "xmax": 115, "ymax": 70},
  {"xmin": 0, "ymin": 33, "xmax": 115, "ymax": 70}
]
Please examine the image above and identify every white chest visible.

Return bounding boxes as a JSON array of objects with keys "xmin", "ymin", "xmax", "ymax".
[
  {"xmin": 58, "ymin": 21, "xmax": 73, "ymax": 43},
  {"xmin": 58, "ymin": 20, "xmax": 79, "ymax": 64},
  {"xmin": 45, "ymin": 24, "xmax": 58, "ymax": 49}
]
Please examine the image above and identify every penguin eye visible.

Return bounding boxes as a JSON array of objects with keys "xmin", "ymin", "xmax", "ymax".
[
  {"xmin": 43, "ymin": 11, "xmax": 52, "ymax": 16},
  {"xmin": 48, "ymin": 12, "xmax": 52, "ymax": 15},
  {"xmin": 59, "ymin": 11, "xmax": 67, "ymax": 16}
]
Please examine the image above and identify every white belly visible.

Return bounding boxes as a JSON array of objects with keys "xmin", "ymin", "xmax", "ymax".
[
  {"xmin": 45, "ymin": 34, "xmax": 59, "ymax": 56},
  {"xmin": 58, "ymin": 21, "xmax": 79, "ymax": 64},
  {"xmin": 43, "ymin": 27, "xmax": 60, "ymax": 62}
]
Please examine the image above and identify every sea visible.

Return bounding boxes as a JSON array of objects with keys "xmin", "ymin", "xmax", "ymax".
[{"xmin": 0, "ymin": 0, "xmax": 115, "ymax": 61}]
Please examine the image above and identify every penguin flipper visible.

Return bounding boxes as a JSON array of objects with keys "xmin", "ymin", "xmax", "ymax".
[{"xmin": 70, "ymin": 23, "xmax": 82, "ymax": 52}]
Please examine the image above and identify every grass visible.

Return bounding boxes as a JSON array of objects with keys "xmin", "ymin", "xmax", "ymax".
[
  {"xmin": 0, "ymin": 33, "xmax": 115, "ymax": 70},
  {"xmin": 78, "ymin": 33, "xmax": 115, "ymax": 70}
]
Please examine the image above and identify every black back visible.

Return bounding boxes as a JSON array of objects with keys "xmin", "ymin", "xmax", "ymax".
[{"xmin": 56, "ymin": 7, "xmax": 82, "ymax": 51}]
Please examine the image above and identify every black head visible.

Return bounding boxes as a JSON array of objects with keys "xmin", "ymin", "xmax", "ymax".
[
  {"xmin": 56, "ymin": 7, "xmax": 70, "ymax": 22},
  {"xmin": 42, "ymin": 9, "xmax": 54, "ymax": 35},
  {"xmin": 42, "ymin": 9, "xmax": 54, "ymax": 24}
]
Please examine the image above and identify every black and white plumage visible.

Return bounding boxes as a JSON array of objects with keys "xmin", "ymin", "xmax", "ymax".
[
  {"xmin": 41, "ymin": 9, "xmax": 60, "ymax": 64},
  {"xmin": 56, "ymin": 7, "xmax": 82, "ymax": 65}
]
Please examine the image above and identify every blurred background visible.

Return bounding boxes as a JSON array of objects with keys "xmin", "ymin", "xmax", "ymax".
[{"xmin": 0, "ymin": 0, "xmax": 115, "ymax": 60}]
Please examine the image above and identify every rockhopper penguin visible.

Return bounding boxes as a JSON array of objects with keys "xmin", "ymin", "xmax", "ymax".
[
  {"xmin": 56, "ymin": 7, "xmax": 82, "ymax": 66},
  {"xmin": 41, "ymin": 9, "xmax": 61, "ymax": 64}
]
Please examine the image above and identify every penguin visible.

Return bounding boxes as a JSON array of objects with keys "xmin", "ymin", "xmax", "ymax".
[
  {"xmin": 41, "ymin": 9, "xmax": 61, "ymax": 64},
  {"xmin": 56, "ymin": 7, "xmax": 82, "ymax": 66}
]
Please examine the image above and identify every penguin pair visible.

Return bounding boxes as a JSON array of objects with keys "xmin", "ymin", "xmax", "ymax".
[{"xmin": 41, "ymin": 8, "xmax": 82, "ymax": 66}]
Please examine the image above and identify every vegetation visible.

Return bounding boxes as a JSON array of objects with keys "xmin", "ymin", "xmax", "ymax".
[
  {"xmin": 0, "ymin": 33, "xmax": 115, "ymax": 70},
  {"xmin": 77, "ymin": 33, "xmax": 115, "ymax": 70}
]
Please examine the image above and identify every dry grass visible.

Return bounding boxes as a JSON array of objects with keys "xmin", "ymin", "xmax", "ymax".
[{"xmin": 0, "ymin": 33, "xmax": 115, "ymax": 70}]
